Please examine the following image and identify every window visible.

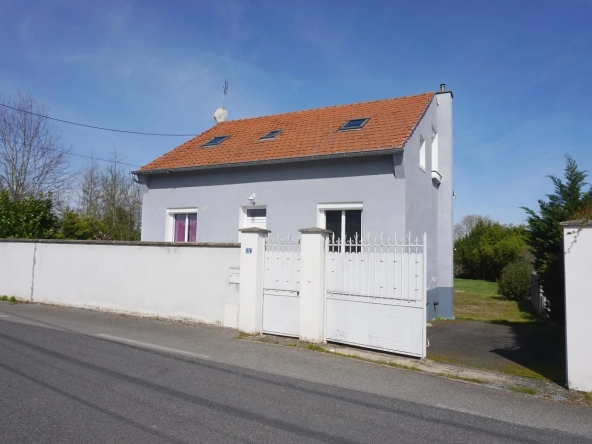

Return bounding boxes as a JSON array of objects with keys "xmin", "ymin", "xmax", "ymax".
[
  {"xmin": 431, "ymin": 128, "xmax": 439, "ymax": 173},
  {"xmin": 172, "ymin": 213, "xmax": 197, "ymax": 242},
  {"xmin": 339, "ymin": 118, "xmax": 370, "ymax": 131},
  {"xmin": 260, "ymin": 130, "xmax": 283, "ymax": 140},
  {"xmin": 242, "ymin": 206, "xmax": 267, "ymax": 230},
  {"xmin": 318, "ymin": 204, "xmax": 362, "ymax": 252},
  {"xmin": 202, "ymin": 135, "xmax": 229, "ymax": 147},
  {"xmin": 419, "ymin": 135, "xmax": 426, "ymax": 171}
]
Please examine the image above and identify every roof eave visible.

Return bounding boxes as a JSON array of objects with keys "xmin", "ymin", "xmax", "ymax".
[{"xmin": 133, "ymin": 147, "xmax": 404, "ymax": 176}]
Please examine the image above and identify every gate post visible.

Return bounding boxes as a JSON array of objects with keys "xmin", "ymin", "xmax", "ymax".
[
  {"xmin": 238, "ymin": 227, "xmax": 270, "ymax": 334},
  {"xmin": 299, "ymin": 228, "xmax": 331, "ymax": 343}
]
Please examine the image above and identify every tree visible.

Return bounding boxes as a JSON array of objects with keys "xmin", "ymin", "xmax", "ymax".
[
  {"xmin": 0, "ymin": 191, "xmax": 58, "ymax": 239},
  {"xmin": 78, "ymin": 155, "xmax": 102, "ymax": 219},
  {"xmin": 98, "ymin": 150, "xmax": 142, "ymax": 241},
  {"xmin": 69, "ymin": 149, "xmax": 142, "ymax": 241},
  {"xmin": 523, "ymin": 156, "xmax": 592, "ymax": 322},
  {"xmin": 0, "ymin": 91, "xmax": 73, "ymax": 201},
  {"xmin": 454, "ymin": 214, "xmax": 493, "ymax": 241},
  {"xmin": 454, "ymin": 219, "xmax": 529, "ymax": 281}
]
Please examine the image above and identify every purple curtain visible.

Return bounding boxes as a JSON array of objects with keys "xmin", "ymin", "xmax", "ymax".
[
  {"xmin": 188, "ymin": 214, "xmax": 197, "ymax": 242},
  {"xmin": 174, "ymin": 214, "xmax": 186, "ymax": 242}
]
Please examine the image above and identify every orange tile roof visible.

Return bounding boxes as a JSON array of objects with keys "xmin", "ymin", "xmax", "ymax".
[{"xmin": 139, "ymin": 92, "xmax": 435, "ymax": 173}]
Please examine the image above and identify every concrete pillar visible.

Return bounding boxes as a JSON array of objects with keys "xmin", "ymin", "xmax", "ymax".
[
  {"xmin": 238, "ymin": 227, "xmax": 269, "ymax": 334},
  {"xmin": 298, "ymin": 228, "xmax": 331, "ymax": 343}
]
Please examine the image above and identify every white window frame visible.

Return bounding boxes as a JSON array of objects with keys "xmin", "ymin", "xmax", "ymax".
[
  {"xmin": 419, "ymin": 135, "xmax": 426, "ymax": 172},
  {"xmin": 165, "ymin": 208, "xmax": 197, "ymax": 242},
  {"xmin": 431, "ymin": 127, "xmax": 439, "ymax": 174},
  {"xmin": 317, "ymin": 203, "xmax": 363, "ymax": 242}
]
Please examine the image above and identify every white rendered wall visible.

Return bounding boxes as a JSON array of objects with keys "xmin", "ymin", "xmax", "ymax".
[
  {"xmin": 563, "ymin": 226, "xmax": 592, "ymax": 392},
  {"xmin": 0, "ymin": 240, "xmax": 240, "ymax": 327}
]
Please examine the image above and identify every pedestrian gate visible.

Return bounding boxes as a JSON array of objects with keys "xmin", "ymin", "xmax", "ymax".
[
  {"xmin": 325, "ymin": 233, "xmax": 427, "ymax": 358},
  {"xmin": 261, "ymin": 235, "xmax": 300, "ymax": 337}
]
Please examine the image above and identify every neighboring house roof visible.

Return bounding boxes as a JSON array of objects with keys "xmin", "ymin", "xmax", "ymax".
[{"xmin": 138, "ymin": 91, "xmax": 435, "ymax": 174}]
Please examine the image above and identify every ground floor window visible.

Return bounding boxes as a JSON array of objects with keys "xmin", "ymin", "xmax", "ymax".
[
  {"xmin": 167, "ymin": 209, "xmax": 197, "ymax": 243},
  {"xmin": 318, "ymin": 204, "xmax": 362, "ymax": 252}
]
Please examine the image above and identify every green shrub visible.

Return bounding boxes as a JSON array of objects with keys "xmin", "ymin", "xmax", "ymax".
[
  {"xmin": 0, "ymin": 295, "xmax": 8, "ymax": 301},
  {"xmin": 8, "ymin": 296, "xmax": 16, "ymax": 303},
  {"xmin": 498, "ymin": 260, "xmax": 533, "ymax": 301}
]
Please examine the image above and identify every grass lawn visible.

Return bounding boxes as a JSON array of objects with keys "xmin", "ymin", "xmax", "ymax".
[{"xmin": 453, "ymin": 278, "xmax": 540, "ymax": 323}]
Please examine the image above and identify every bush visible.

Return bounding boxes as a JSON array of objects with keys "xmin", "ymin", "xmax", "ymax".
[
  {"xmin": 454, "ymin": 220, "xmax": 529, "ymax": 281},
  {"xmin": 498, "ymin": 260, "xmax": 533, "ymax": 301},
  {"xmin": 0, "ymin": 191, "xmax": 58, "ymax": 239}
]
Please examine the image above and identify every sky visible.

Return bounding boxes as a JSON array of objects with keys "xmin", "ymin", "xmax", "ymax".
[{"xmin": 1, "ymin": 0, "xmax": 591, "ymax": 224}]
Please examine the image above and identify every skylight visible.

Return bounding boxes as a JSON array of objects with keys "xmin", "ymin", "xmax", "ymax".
[
  {"xmin": 339, "ymin": 118, "xmax": 370, "ymax": 131},
  {"xmin": 202, "ymin": 135, "xmax": 229, "ymax": 147},
  {"xmin": 260, "ymin": 130, "xmax": 283, "ymax": 140}
]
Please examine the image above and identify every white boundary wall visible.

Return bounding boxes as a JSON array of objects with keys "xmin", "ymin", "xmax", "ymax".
[
  {"xmin": 0, "ymin": 240, "xmax": 240, "ymax": 327},
  {"xmin": 563, "ymin": 224, "xmax": 592, "ymax": 392}
]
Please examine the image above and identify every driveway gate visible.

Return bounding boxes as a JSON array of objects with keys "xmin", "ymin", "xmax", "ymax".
[
  {"xmin": 262, "ymin": 235, "xmax": 301, "ymax": 337},
  {"xmin": 325, "ymin": 233, "xmax": 427, "ymax": 358}
]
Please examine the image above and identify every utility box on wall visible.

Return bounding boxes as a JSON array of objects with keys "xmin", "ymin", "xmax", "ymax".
[{"xmin": 229, "ymin": 267, "xmax": 240, "ymax": 284}]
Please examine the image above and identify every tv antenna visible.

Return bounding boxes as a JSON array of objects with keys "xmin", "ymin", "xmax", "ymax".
[
  {"xmin": 213, "ymin": 80, "xmax": 229, "ymax": 124},
  {"xmin": 222, "ymin": 79, "xmax": 228, "ymax": 108}
]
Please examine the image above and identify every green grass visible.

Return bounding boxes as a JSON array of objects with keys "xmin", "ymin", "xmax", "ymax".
[
  {"xmin": 453, "ymin": 278, "xmax": 540, "ymax": 323},
  {"xmin": 434, "ymin": 373, "xmax": 486, "ymax": 384},
  {"xmin": 509, "ymin": 386, "xmax": 538, "ymax": 395},
  {"xmin": 305, "ymin": 344, "xmax": 327, "ymax": 352}
]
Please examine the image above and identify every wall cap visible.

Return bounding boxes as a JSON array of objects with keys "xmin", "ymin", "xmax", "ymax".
[
  {"xmin": 0, "ymin": 238, "xmax": 240, "ymax": 248},
  {"xmin": 238, "ymin": 227, "xmax": 272, "ymax": 234},
  {"xmin": 561, "ymin": 219, "xmax": 592, "ymax": 227},
  {"xmin": 299, "ymin": 227, "xmax": 332, "ymax": 234}
]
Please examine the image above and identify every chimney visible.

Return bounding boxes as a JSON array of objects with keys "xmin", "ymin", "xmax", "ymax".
[{"xmin": 440, "ymin": 83, "xmax": 446, "ymax": 92}]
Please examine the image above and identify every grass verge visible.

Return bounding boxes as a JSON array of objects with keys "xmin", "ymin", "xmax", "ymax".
[
  {"xmin": 434, "ymin": 373, "xmax": 485, "ymax": 384},
  {"xmin": 0, "ymin": 295, "xmax": 25, "ymax": 303},
  {"xmin": 509, "ymin": 386, "xmax": 538, "ymax": 395}
]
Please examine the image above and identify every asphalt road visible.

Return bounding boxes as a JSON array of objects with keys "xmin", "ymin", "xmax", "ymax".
[{"xmin": 0, "ymin": 304, "xmax": 590, "ymax": 443}]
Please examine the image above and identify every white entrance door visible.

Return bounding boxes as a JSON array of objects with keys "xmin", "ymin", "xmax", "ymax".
[{"xmin": 244, "ymin": 207, "xmax": 267, "ymax": 230}]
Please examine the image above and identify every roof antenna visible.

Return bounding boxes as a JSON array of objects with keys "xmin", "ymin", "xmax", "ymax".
[{"xmin": 213, "ymin": 80, "xmax": 229, "ymax": 124}]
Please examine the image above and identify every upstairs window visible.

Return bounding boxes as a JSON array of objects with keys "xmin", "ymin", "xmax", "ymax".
[
  {"xmin": 419, "ymin": 135, "xmax": 426, "ymax": 171},
  {"xmin": 202, "ymin": 135, "xmax": 229, "ymax": 147},
  {"xmin": 431, "ymin": 128, "xmax": 439, "ymax": 172},
  {"xmin": 339, "ymin": 118, "xmax": 370, "ymax": 131},
  {"xmin": 260, "ymin": 130, "xmax": 283, "ymax": 140}
]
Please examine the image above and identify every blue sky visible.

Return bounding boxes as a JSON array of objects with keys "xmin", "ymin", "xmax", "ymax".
[{"xmin": 1, "ymin": 0, "xmax": 591, "ymax": 224}]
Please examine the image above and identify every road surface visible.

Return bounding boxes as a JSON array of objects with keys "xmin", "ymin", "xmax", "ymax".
[{"xmin": 0, "ymin": 303, "xmax": 590, "ymax": 443}]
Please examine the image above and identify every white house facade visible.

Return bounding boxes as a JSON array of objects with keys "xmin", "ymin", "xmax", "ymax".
[{"xmin": 135, "ymin": 87, "xmax": 454, "ymax": 320}]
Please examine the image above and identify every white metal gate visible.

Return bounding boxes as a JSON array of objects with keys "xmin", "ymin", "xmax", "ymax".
[
  {"xmin": 325, "ymin": 233, "xmax": 427, "ymax": 357},
  {"xmin": 262, "ymin": 235, "xmax": 301, "ymax": 337}
]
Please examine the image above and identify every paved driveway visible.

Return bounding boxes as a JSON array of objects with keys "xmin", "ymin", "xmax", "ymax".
[{"xmin": 427, "ymin": 320, "xmax": 565, "ymax": 383}]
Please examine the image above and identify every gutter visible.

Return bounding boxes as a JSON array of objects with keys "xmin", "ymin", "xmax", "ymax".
[{"xmin": 133, "ymin": 146, "xmax": 404, "ymax": 176}]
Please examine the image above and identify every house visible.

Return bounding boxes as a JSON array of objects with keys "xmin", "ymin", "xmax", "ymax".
[{"xmin": 134, "ymin": 85, "xmax": 454, "ymax": 319}]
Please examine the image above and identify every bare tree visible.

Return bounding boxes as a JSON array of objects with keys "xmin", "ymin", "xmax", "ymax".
[
  {"xmin": 78, "ymin": 154, "xmax": 102, "ymax": 219},
  {"xmin": 454, "ymin": 214, "xmax": 493, "ymax": 240},
  {"xmin": 97, "ymin": 149, "xmax": 142, "ymax": 239},
  {"xmin": 0, "ymin": 91, "xmax": 73, "ymax": 201}
]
